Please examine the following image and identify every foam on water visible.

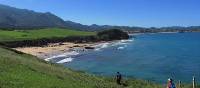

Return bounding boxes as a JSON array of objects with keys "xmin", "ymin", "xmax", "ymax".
[
  {"xmin": 46, "ymin": 39, "xmax": 134, "ymax": 63},
  {"xmin": 120, "ymin": 39, "xmax": 134, "ymax": 42},
  {"xmin": 45, "ymin": 54, "xmax": 66, "ymax": 61},
  {"xmin": 45, "ymin": 51, "xmax": 79, "ymax": 62},
  {"xmin": 94, "ymin": 43, "xmax": 110, "ymax": 51},
  {"xmin": 117, "ymin": 47, "xmax": 125, "ymax": 50},
  {"xmin": 56, "ymin": 57, "xmax": 74, "ymax": 63},
  {"xmin": 94, "ymin": 48, "xmax": 101, "ymax": 51},
  {"xmin": 117, "ymin": 45, "xmax": 128, "ymax": 50},
  {"xmin": 94, "ymin": 39, "xmax": 134, "ymax": 51}
]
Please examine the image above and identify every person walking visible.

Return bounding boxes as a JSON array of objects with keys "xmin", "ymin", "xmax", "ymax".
[
  {"xmin": 167, "ymin": 78, "xmax": 176, "ymax": 88},
  {"xmin": 116, "ymin": 72, "xmax": 122, "ymax": 85}
]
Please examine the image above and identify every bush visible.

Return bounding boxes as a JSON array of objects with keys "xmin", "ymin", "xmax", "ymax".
[{"xmin": 97, "ymin": 29, "xmax": 129, "ymax": 41}]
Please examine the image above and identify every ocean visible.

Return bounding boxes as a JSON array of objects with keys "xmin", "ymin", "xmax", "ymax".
[{"xmin": 53, "ymin": 32, "xmax": 200, "ymax": 83}]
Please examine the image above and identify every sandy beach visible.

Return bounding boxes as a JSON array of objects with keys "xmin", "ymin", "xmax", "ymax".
[
  {"xmin": 14, "ymin": 42, "xmax": 96, "ymax": 59},
  {"xmin": 13, "ymin": 39, "xmax": 132, "ymax": 63}
]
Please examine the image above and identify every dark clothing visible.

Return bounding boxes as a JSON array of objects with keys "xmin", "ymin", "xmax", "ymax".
[
  {"xmin": 167, "ymin": 82, "xmax": 176, "ymax": 88},
  {"xmin": 116, "ymin": 73, "xmax": 122, "ymax": 85}
]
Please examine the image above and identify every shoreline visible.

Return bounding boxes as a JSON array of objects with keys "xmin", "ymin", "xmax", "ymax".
[
  {"xmin": 13, "ymin": 32, "xmax": 186, "ymax": 63},
  {"xmin": 14, "ymin": 42, "xmax": 97, "ymax": 59},
  {"xmin": 13, "ymin": 39, "xmax": 134, "ymax": 63}
]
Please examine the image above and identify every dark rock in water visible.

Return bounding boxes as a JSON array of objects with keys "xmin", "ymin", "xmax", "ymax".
[
  {"xmin": 73, "ymin": 45, "xmax": 80, "ymax": 47},
  {"xmin": 85, "ymin": 47, "xmax": 95, "ymax": 49}
]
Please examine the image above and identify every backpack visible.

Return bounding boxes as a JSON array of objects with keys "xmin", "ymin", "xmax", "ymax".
[{"xmin": 170, "ymin": 83, "xmax": 176, "ymax": 88}]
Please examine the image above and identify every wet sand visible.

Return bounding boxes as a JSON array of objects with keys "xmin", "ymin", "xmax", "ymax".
[{"xmin": 14, "ymin": 42, "xmax": 96, "ymax": 59}]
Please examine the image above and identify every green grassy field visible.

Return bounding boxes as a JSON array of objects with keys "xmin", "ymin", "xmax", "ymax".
[
  {"xmin": 0, "ymin": 46, "xmax": 164, "ymax": 88},
  {"xmin": 0, "ymin": 28, "xmax": 95, "ymax": 42}
]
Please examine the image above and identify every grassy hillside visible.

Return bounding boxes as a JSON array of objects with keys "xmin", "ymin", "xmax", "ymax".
[
  {"xmin": 0, "ymin": 46, "xmax": 163, "ymax": 88},
  {"xmin": 0, "ymin": 28, "xmax": 95, "ymax": 42}
]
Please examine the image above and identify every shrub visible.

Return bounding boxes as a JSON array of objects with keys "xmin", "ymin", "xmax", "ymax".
[{"xmin": 97, "ymin": 29, "xmax": 129, "ymax": 41}]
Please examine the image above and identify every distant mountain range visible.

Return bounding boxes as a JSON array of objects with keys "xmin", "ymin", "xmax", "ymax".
[
  {"xmin": 0, "ymin": 4, "xmax": 200, "ymax": 32},
  {"xmin": 0, "ymin": 4, "xmax": 147, "ymax": 31},
  {"xmin": 0, "ymin": 4, "xmax": 67, "ymax": 28},
  {"xmin": 64, "ymin": 20, "xmax": 147, "ymax": 31}
]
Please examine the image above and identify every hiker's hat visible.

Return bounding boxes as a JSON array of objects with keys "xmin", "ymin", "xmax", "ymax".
[{"xmin": 168, "ymin": 78, "xmax": 172, "ymax": 81}]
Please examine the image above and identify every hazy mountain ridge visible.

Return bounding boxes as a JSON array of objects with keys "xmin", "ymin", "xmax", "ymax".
[
  {"xmin": 0, "ymin": 4, "xmax": 200, "ymax": 32},
  {"xmin": 65, "ymin": 21, "xmax": 147, "ymax": 31},
  {"xmin": 0, "ymin": 4, "xmax": 66, "ymax": 28}
]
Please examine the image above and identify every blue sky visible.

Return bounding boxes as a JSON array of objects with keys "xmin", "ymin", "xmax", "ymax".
[{"xmin": 0, "ymin": 0, "xmax": 200, "ymax": 27}]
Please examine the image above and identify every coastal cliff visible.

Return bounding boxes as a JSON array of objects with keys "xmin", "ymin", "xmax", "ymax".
[{"xmin": 0, "ymin": 29, "xmax": 129, "ymax": 48}]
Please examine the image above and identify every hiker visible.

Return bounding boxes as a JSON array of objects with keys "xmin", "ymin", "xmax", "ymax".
[
  {"xmin": 167, "ymin": 78, "xmax": 176, "ymax": 88},
  {"xmin": 116, "ymin": 72, "xmax": 122, "ymax": 85}
]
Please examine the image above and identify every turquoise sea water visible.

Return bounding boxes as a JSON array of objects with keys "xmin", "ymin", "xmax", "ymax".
[{"xmin": 64, "ymin": 32, "xmax": 200, "ymax": 83}]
